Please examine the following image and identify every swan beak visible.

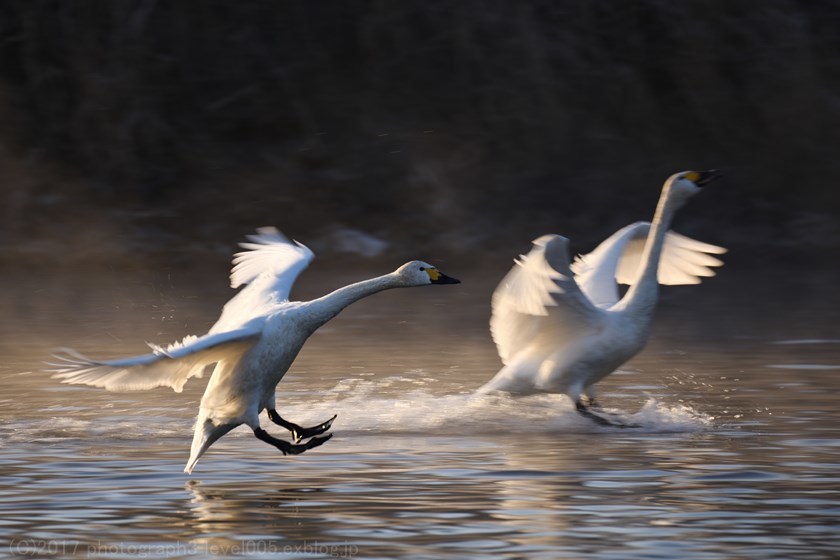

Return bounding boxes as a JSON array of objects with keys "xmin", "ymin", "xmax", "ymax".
[
  {"xmin": 428, "ymin": 269, "xmax": 461, "ymax": 284},
  {"xmin": 694, "ymin": 170, "xmax": 721, "ymax": 186}
]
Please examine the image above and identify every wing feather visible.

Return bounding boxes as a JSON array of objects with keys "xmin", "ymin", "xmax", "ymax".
[
  {"xmin": 48, "ymin": 326, "xmax": 260, "ymax": 392},
  {"xmin": 213, "ymin": 227, "xmax": 314, "ymax": 332},
  {"xmin": 572, "ymin": 222, "xmax": 726, "ymax": 308},
  {"xmin": 491, "ymin": 235, "xmax": 603, "ymax": 365},
  {"xmin": 229, "ymin": 227, "xmax": 314, "ymax": 294}
]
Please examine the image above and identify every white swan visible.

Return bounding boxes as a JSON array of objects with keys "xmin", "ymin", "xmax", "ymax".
[
  {"xmin": 50, "ymin": 228, "xmax": 460, "ymax": 473},
  {"xmin": 478, "ymin": 171, "xmax": 725, "ymax": 426}
]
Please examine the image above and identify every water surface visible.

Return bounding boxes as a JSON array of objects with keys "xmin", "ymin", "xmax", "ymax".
[{"xmin": 1, "ymin": 260, "xmax": 839, "ymax": 559}]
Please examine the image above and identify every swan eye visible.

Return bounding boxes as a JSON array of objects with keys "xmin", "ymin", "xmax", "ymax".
[{"xmin": 419, "ymin": 267, "xmax": 425, "ymax": 271}]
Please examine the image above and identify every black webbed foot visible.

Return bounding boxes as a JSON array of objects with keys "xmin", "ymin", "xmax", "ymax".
[
  {"xmin": 268, "ymin": 409, "xmax": 337, "ymax": 443},
  {"xmin": 290, "ymin": 414, "xmax": 337, "ymax": 443},
  {"xmin": 575, "ymin": 401, "xmax": 639, "ymax": 429},
  {"xmin": 254, "ymin": 427, "xmax": 333, "ymax": 456},
  {"xmin": 284, "ymin": 433, "xmax": 333, "ymax": 455}
]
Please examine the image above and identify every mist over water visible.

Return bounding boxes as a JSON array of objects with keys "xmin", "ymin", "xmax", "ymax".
[
  {"xmin": 1, "ymin": 3, "xmax": 839, "ymax": 557},
  {"xmin": 1, "ymin": 261, "xmax": 839, "ymax": 558}
]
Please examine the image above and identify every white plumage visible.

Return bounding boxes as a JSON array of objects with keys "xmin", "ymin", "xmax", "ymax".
[
  {"xmin": 479, "ymin": 171, "xmax": 725, "ymax": 426},
  {"xmin": 571, "ymin": 222, "xmax": 726, "ymax": 308},
  {"xmin": 50, "ymin": 227, "xmax": 460, "ymax": 473}
]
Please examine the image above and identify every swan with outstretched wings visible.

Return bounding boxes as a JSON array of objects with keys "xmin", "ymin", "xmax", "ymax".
[
  {"xmin": 50, "ymin": 228, "xmax": 460, "ymax": 473},
  {"xmin": 480, "ymin": 171, "xmax": 725, "ymax": 427}
]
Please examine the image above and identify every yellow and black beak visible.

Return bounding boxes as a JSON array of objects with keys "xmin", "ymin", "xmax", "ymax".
[
  {"xmin": 690, "ymin": 169, "xmax": 721, "ymax": 187},
  {"xmin": 427, "ymin": 268, "xmax": 461, "ymax": 285}
]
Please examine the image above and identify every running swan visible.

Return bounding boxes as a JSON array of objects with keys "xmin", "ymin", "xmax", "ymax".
[
  {"xmin": 478, "ymin": 171, "xmax": 725, "ymax": 426},
  {"xmin": 50, "ymin": 228, "xmax": 460, "ymax": 473}
]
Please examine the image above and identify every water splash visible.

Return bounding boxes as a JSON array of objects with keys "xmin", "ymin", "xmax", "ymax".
[
  {"xmin": 281, "ymin": 377, "xmax": 712, "ymax": 435},
  {"xmin": 3, "ymin": 376, "xmax": 711, "ymax": 445}
]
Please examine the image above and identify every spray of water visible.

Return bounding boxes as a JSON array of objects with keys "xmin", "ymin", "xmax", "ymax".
[
  {"xmin": 281, "ymin": 376, "xmax": 712, "ymax": 436},
  {"xmin": 7, "ymin": 376, "xmax": 711, "ymax": 445}
]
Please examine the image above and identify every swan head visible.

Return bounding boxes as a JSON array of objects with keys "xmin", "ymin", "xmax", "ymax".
[
  {"xmin": 665, "ymin": 170, "xmax": 721, "ymax": 206},
  {"xmin": 394, "ymin": 260, "xmax": 461, "ymax": 287}
]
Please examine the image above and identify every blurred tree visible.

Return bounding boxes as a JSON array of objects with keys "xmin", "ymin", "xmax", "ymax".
[{"xmin": 0, "ymin": 0, "xmax": 838, "ymax": 255}]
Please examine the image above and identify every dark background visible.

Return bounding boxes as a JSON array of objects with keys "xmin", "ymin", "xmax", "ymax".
[{"xmin": 1, "ymin": 1, "xmax": 838, "ymax": 265}]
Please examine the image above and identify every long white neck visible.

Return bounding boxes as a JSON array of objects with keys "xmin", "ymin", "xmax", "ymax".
[
  {"xmin": 302, "ymin": 273, "xmax": 402, "ymax": 328},
  {"xmin": 619, "ymin": 186, "xmax": 679, "ymax": 316}
]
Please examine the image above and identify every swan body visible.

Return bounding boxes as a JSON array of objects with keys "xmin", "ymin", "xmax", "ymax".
[
  {"xmin": 479, "ymin": 171, "xmax": 725, "ymax": 422},
  {"xmin": 50, "ymin": 228, "xmax": 460, "ymax": 472}
]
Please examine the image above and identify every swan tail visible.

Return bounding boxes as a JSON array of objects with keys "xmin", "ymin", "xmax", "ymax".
[
  {"xmin": 477, "ymin": 359, "xmax": 541, "ymax": 396},
  {"xmin": 184, "ymin": 412, "xmax": 238, "ymax": 474}
]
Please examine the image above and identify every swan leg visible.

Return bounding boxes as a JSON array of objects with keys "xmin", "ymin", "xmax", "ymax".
[
  {"xmin": 267, "ymin": 409, "xmax": 337, "ymax": 443},
  {"xmin": 582, "ymin": 391, "xmax": 601, "ymax": 410},
  {"xmin": 575, "ymin": 401, "xmax": 639, "ymax": 429},
  {"xmin": 253, "ymin": 427, "xmax": 332, "ymax": 455}
]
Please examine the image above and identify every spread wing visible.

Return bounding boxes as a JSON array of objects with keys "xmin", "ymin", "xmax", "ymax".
[
  {"xmin": 49, "ymin": 227, "xmax": 311, "ymax": 392},
  {"xmin": 490, "ymin": 235, "xmax": 604, "ymax": 365},
  {"xmin": 571, "ymin": 222, "xmax": 726, "ymax": 308},
  {"xmin": 212, "ymin": 227, "xmax": 314, "ymax": 332},
  {"xmin": 48, "ymin": 326, "xmax": 260, "ymax": 392}
]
